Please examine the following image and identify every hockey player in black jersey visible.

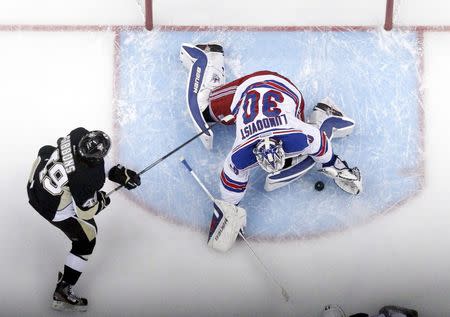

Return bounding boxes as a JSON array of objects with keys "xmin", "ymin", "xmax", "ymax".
[{"xmin": 26, "ymin": 127, "xmax": 141, "ymax": 312}]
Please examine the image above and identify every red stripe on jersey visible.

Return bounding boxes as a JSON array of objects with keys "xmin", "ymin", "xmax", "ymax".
[
  {"xmin": 210, "ymin": 85, "xmax": 238, "ymax": 99},
  {"xmin": 272, "ymin": 129, "xmax": 303, "ymax": 135},
  {"xmin": 265, "ymin": 81, "xmax": 299, "ymax": 105},
  {"xmin": 220, "ymin": 170, "xmax": 247, "ymax": 190},
  {"xmin": 316, "ymin": 132, "xmax": 328, "ymax": 156}
]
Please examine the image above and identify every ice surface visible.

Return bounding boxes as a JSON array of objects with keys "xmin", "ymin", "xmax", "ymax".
[
  {"xmin": 3, "ymin": 0, "xmax": 450, "ymax": 315},
  {"xmin": 114, "ymin": 28, "xmax": 422, "ymax": 240}
]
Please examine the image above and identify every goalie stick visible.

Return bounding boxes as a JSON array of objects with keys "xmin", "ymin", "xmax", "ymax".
[
  {"xmin": 106, "ymin": 114, "xmax": 234, "ymax": 197},
  {"xmin": 180, "ymin": 157, "xmax": 290, "ymax": 303}
]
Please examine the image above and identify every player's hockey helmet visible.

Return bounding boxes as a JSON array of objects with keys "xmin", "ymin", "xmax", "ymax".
[
  {"xmin": 253, "ymin": 137, "xmax": 285, "ymax": 174},
  {"xmin": 78, "ymin": 130, "xmax": 111, "ymax": 161}
]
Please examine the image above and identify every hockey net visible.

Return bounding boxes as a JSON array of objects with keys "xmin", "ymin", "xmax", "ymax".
[
  {"xmin": 137, "ymin": 0, "xmax": 396, "ymax": 31},
  {"xmin": 385, "ymin": 0, "xmax": 405, "ymax": 30}
]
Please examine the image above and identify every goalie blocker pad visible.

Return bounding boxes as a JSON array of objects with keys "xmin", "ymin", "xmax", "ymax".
[
  {"xmin": 265, "ymin": 155, "xmax": 316, "ymax": 191},
  {"xmin": 208, "ymin": 199, "xmax": 246, "ymax": 252}
]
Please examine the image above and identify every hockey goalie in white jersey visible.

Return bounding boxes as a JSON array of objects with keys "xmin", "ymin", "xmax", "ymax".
[{"xmin": 180, "ymin": 43, "xmax": 362, "ymax": 251}]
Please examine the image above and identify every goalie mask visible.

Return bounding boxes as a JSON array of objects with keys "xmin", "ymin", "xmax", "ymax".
[
  {"xmin": 253, "ymin": 137, "xmax": 285, "ymax": 174},
  {"xmin": 78, "ymin": 130, "xmax": 111, "ymax": 161}
]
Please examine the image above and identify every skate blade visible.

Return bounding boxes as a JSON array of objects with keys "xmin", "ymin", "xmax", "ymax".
[{"xmin": 51, "ymin": 300, "xmax": 87, "ymax": 312}]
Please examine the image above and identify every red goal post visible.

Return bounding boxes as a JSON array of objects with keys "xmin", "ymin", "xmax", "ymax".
[
  {"xmin": 136, "ymin": 0, "xmax": 153, "ymax": 30},
  {"xmin": 384, "ymin": 0, "xmax": 394, "ymax": 31},
  {"xmin": 140, "ymin": 0, "xmax": 394, "ymax": 31}
]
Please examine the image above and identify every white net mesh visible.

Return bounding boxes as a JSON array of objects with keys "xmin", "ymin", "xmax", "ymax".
[
  {"xmin": 393, "ymin": 0, "xmax": 403, "ymax": 27},
  {"xmin": 135, "ymin": 0, "xmax": 146, "ymax": 20}
]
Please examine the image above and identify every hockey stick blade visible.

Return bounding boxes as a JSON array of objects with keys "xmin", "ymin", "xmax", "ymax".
[{"xmin": 106, "ymin": 115, "xmax": 234, "ymax": 197}]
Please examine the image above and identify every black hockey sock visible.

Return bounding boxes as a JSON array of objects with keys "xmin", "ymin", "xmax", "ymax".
[
  {"xmin": 202, "ymin": 108, "xmax": 216, "ymax": 123},
  {"xmin": 62, "ymin": 265, "xmax": 82, "ymax": 285}
]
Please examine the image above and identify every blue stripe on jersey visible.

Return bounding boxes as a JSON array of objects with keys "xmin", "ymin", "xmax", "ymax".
[
  {"xmin": 320, "ymin": 116, "xmax": 354, "ymax": 137},
  {"xmin": 277, "ymin": 133, "xmax": 310, "ymax": 154},
  {"xmin": 221, "ymin": 170, "xmax": 247, "ymax": 187},
  {"xmin": 220, "ymin": 171, "xmax": 247, "ymax": 193}
]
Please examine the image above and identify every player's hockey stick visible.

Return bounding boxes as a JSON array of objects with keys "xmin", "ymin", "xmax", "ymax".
[
  {"xmin": 180, "ymin": 157, "xmax": 290, "ymax": 303},
  {"xmin": 106, "ymin": 114, "xmax": 234, "ymax": 197}
]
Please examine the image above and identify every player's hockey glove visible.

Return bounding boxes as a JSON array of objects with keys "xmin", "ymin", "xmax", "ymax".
[
  {"xmin": 108, "ymin": 164, "xmax": 141, "ymax": 190},
  {"xmin": 96, "ymin": 190, "xmax": 111, "ymax": 213}
]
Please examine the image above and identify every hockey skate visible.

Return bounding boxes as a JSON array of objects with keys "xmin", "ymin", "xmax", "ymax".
[
  {"xmin": 51, "ymin": 272, "xmax": 88, "ymax": 312},
  {"xmin": 309, "ymin": 98, "xmax": 355, "ymax": 140},
  {"xmin": 379, "ymin": 305, "xmax": 418, "ymax": 317},
  {"xmin": 180, "ymin": 42, "xmax": 224, "ymax": 69},
  {"xmin": 321, "ymin": 304, "xmax": 347, "ymax": 317},
  {"xmin": 320, "ymin": 156, "xmax": 362, "ymax": 195}
]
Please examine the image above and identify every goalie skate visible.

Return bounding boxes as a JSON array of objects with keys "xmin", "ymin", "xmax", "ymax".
[
  {"xmin": 309, "ymin": 98, "xmax": 355, "ymax": 139},
  {"xmin": 51, "ymin": 272, "xmax": 88, "ymax": 312},
  {"xmin": 379, "ymin": 305, "xmax": 418, "ymax": 317},
  {"xmin": 180, "ymin": 43, "xmax": 224, "ymax": 69},
  {"xmin": 321, "ymin": 304, "xmax": 347, "ymax": 317}
]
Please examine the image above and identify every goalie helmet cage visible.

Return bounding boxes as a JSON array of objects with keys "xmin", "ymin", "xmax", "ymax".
[{"xmin": 140, "ymin": 0, "xmax": 394, "ymax": 31}]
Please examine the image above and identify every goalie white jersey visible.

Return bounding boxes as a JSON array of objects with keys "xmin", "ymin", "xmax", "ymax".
[
  {"xmin": 207, "ymin": 71, "xmax": 335, "ymax": 204},
  {"xmin": 180, "ymin": 45, "xmax": 361, "ymax": 252}
]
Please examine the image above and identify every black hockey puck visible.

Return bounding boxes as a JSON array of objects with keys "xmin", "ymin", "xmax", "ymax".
[{"xmin": 315, "ymin": 181, "xmax": 324, "ymax": 191}]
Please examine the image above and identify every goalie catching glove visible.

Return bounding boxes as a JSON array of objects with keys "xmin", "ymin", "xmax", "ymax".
[{"xmin": 108, "ymin": 164, "xmax": 141, "ymax": 190}]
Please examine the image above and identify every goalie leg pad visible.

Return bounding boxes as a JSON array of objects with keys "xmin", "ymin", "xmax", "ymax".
[
  {"xmin": 208, "ymin": 199, "xmax": 246, "ymax": 252},
  {"xmin": 320, "ymin": 116, "xmax": 355, "ymax": 140},
  {"xmin": 180, "ymin": 43, "xmax": 225, "ymax": 150},
  {"xmin": 265, "ymin": 156, "xmax": 316, "ymax": 191},
  {"xmin": 309, "ymin": 99, "xmax": 355, "ymax": 139}
]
